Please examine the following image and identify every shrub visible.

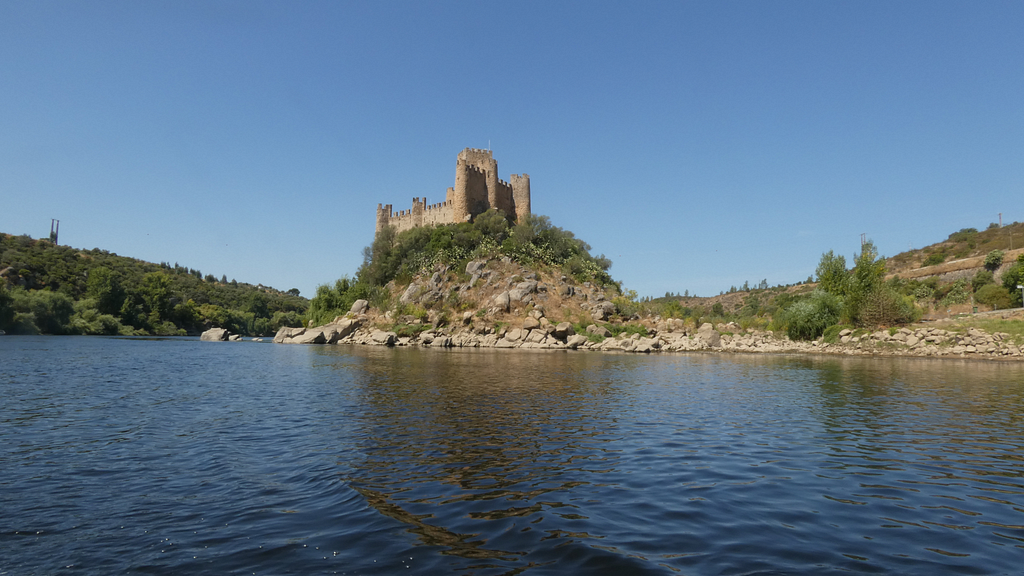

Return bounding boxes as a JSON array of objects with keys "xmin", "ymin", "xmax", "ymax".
[
  {"xmin": 781, "ymin": 290, "xmax": 842, "ymax": 340},
  {"xmin": 984, "ymin": 250, "xmax": 1005, "ymax": 272},
  {"xmin": 972, "ymin": 270, "xmax": 994, "ymax": 292},
  {"xmin": 1001, "ymin": 262, "xmax": 1024, "ymax": 307},
  {"xmin": 939, "ymin": 279, "xmax": 971, "ymax": 307},
  {"xmin": 922, "ymin": 252, "xmax": 946, "ymax": 267},
  {"xmin": 975, "ymin": 284, "xmax": 1012, "ymax": 310},
  {"xmin": 948, "ymin": 228, "xmax": 978, "ymax": 243},
  {"xmin": 858, "ymin": 287, "xmax": 921, "ymax": 327}
]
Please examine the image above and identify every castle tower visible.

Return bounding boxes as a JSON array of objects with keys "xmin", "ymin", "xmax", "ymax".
[
  {"xmin": 510, "ymin": 174, "xmax": 531, "ymax": 222},
  {"xmin": 376, "ymin": 203, "xmax": 393, "ymax": 235}
]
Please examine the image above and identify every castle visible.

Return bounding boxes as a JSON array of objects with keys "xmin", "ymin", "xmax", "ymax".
[{"xmin": 375, "ymin": 148, "xmax": 531, "ymax": 235}]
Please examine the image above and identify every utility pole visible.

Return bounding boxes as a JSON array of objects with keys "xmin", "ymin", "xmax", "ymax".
[
  {"xmin": 860, "ymin": 233, "xmax": 866, "ymax": 246},
  {"xmin": 49, "ymin": 219, "xmax": 59, "ymax": 244}
]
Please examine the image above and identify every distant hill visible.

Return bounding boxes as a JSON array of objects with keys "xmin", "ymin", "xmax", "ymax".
[
  {"xmin": 886, "ymin": 222, "xmax": 1024, "ymax": 275},
  {"xmin": 0, "ymin": 233, "xmax": 307, "ymax": 336}
]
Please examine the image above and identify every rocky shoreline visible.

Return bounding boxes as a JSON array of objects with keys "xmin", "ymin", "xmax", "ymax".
[
  {"xmin": 267, "ymin": 314, "xmax": 1024, "ymax": 360},
  {"xmin": 200, "ymin": 257, "xmax": 1024, "ymax": 361}
]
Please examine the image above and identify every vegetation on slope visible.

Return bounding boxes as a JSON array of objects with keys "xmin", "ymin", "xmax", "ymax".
[
  {"xmin": 0, "ymin": 233, "xmax": 307, "ymax": 336},
  {"xmin": 887, "ymin": 222, "xmax": 1024, "ymax": 272},
  {"xmin": 306, "ymin": 210, "xmax": 615, "ymax": 327},
  {"xmin": 607, "ymin": 228, "xmax": 1024, "ymax": 342}
]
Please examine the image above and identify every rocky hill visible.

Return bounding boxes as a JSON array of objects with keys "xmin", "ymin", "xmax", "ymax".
[{"xmin": 886, "ymin": 222, "xmax": 1024, "ymax": 276}]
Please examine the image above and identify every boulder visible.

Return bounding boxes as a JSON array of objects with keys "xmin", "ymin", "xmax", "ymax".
[
  {"xmin": 228, "ymin": 334, "xmax": 243, "ymax": 341},
  {"xmin": 322, "ymin": 318, "xmax": 362, "ymax": 343},
  {"xmin": 586, "ymin": 324, "xmax": 612, "ymax": 338},
  {"xmin": 592, "ymin": 301, "xmax": 616, "ymax": 321},
  {"xmin": 523, "ymin": 316, "xmax": 541, "ymax": 330},
  {"xmin": 370, "ymin": 330, "xmax": 397, "ymax": 346},
  {"xmin": 273, "ymin": 326, "xmax": 304, "ymax": 343},
  {"xmin": 697, "ymin": 323, "xmax": 721, "ymax": 348},
  {"xmin": 552, "ymin": 322, "xmax": 575, "ymax": 340},
  {"xmin": 493, "ymin": 291, "xmax": 511, "ymax": 312},
  {"xmin": 200, "ymin": 328, "xmax": 230, "ymax": 342},
  {"xmin": 466, "ymin": 260, "xmax": 487, "ymax": 276},
  {"xmin": 349, "ymin": 299, "xmax": 369, "ymax": 315},
  {"xmin": 525, "ymin": 330, "xmax": 547, "ymax": 344},
  {"xmin": 566, "ymin": 334, "xmax": 589, "ymax": 349},
  {"xmin": 290, "ymin": 329, "xmax": 326, "ymax": 344},
  {"xmin": 399, "ymin": 282, "xmax": 422, "ymax": 305},
  {"xmin": 506, "ymin": 328, "xmax": 524, "ymax": 342}
]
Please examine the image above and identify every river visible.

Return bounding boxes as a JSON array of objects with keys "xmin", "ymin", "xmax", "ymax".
[{"xmin": 2, "ymin": 336, "xmax": 1023, "ymax": 574}]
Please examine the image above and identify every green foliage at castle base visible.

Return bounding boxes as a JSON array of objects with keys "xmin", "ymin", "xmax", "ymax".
[
  {"xmin": 307, "ymin": 211, "xmax": 615, "ymax": 325},
  {"xmin": 0, "ymin": 233, "xmax": 307, "ymax": 336}
]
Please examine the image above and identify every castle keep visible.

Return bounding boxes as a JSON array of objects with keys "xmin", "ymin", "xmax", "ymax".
[{"xmin": 375, "ymin": 148, "xmax": 531, "ymax": 235}]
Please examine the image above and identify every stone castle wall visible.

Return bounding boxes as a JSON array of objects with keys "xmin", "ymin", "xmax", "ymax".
[{"xmin": 376, "ymin": 148, "xmax": 530, "ymax": 235}]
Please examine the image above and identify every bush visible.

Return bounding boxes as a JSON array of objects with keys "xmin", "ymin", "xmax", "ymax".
[
  {"xmin": 975, "ymin": 284, "xmax": 1013, "ymax": 310},
  {"xmin": 984, "ymin": 250, "xmax": 1005, "ymax": 272},
  {"xmin": 939, "ymin": 279, "xmax": 971, "ymax": 307},
  {"xmin": 972, "ymin": 270, "xmax": 995, "ymax": 292},
  {"xmin": 857, "ymin": 287, "xmax": 921, "ymax": 327},
  {"xmin": 922, "ymin": 252, "xmax": 946, "ymax": 267},
  {"xmin": 9, "ymin": 288, "xmax": 75, "ymax": 334},
  {"xmin": 949, "ymin": 228, "xmax": 978, "ymax": 243},
  {"xmin": 358, "ymin": 213, "xmax": 614, "ymax": 288},
  {"xmin": 781, "ymin": 290, "xmax": 842, "ymax": 340},
  {"xmin": 1001, "ymin": 262, "xmax": 1024, "ymax": 307}
]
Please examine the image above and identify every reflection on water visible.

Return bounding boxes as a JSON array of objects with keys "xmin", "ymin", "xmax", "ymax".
[
  {"xmin": 313, "ymin": 346, "xmax": 1024, "ymax": 574},
  {"xmin": 2, "ymin": 337, "xmax": 1024, "ymax": 575}
]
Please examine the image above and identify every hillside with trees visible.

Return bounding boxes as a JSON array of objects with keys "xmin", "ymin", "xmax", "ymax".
[
  {"xmin": 0, "ymin": 233, "xmax": 307, "ymax": 336},
  {"xmin": 304, "ymin": 210, "xmax": 615, "ymax": 327}
]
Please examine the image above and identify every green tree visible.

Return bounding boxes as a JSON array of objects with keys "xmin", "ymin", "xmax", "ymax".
[
  {"xmin": 1001, "ymin": 261, "xmax": 1024, "ymax": 307},
  {"xmin": 815, "ymin": 250, "xmax": 849, "ymax": 296},
  {"xmin": 141, "ymin": 272, "xmax": 172, "ymax": 322},
  {"xmin": 10, "ymin": 289, "xmax": 75, "ymax": 334},
  {"xmin": 0, "ymin": 284, "xmax": 14, "ymax": 330},
  {"xmin": 245, "ymin": 292, "xmax": 270, "ymax": 319},
  {"xmin": 86, "ymin": 267, "xmax": 126, "ymax": 316}
]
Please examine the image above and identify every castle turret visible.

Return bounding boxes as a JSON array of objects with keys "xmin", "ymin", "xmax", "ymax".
[
  {"xmin": 510, "ymin": 174, "xmax": 531, "ymax": 222},
  {"xmin": 376, "ymin": 203, "xmax": 393, "ymax": 234}
]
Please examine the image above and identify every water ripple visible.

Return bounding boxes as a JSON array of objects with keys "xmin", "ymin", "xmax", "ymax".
[{"xmin": 2, "ymin": 338, "xmax": 1024, "ymax": 574}]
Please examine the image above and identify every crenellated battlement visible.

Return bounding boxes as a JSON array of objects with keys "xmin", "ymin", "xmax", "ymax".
[{"xmin": 375, "ymin": 148, "xmax": 532, "ymax": 235}]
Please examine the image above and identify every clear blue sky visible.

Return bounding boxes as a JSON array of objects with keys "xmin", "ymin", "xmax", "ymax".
[{"xmin": 2, "ymin": 1, "xmax": 1022, "ymax": 298}]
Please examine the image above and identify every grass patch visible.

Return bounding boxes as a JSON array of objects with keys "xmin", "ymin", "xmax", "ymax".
[
  {"xmin": 606, "ymin": 323, "xmax": 648, "ymax": 338},
  {"xmin": 947, "ymin": 318, "xmax": 1024, "ymax": 344},
  {"xmin": 391, "ymin": 323, "xmax": 431, "ymax": 338}
]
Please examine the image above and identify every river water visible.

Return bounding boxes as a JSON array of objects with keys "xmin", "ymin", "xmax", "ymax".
[{"xmin": 2, "ymin": 336, "xmax": 1023, "ymax": 575}]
